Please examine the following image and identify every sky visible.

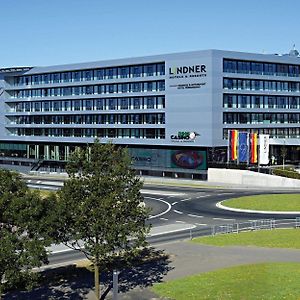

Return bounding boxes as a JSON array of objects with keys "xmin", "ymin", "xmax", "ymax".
[{"xmin": 1, "ymin": 0, "xmax": 300, "ymax": 67}]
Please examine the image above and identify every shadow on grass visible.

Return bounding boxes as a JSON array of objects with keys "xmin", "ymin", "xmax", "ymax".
[{"xmin": 4, "ymin": 247, "xmax": 172, "ymax": 300}]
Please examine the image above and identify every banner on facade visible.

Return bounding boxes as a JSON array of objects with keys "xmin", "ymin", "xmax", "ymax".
[
  {"xmin": 238, "ymin": 132, "xmax": 249, "ymax": 163},
  {"xmin": 228, "ymin": 130, "xmax": 238, "ymax": 161},
  {"xmin": 259, "ymin": 134, "xmax": 269, "ymax": 165},
  {"xmin": 249, "ymin": 133, "xmax": 258, "ymax": 164}
]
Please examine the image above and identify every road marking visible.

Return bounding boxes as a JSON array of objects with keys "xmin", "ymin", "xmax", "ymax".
[
  {"xmin": 175, "ymin": 220, "xmax": 186, "ymax": 224},
  {"xmin": 37, "ymin": 180, "xmax": 41, "ymax": 184},
  {"xmin": 148, "ymin": 224, "xmax": 196, "ymax": 237},
  {"xmin": 180, "ymin": 198, "xmax": 191, "ymax": 202},
  {"xmin": 216, "ymin": 193, "xmax": 233, "ymax": 196},
  {"xmin": 196, "ymin": 195, "xmax": 210, "ymax": 198},
  {"xmin": 173, "ymin": 210, "xmax": 183, "ymax": 215},
  {"xmin": 160, "ymin": 217, "xmax": 168, "ymax": 221},
  {"xmin": 144, "ymin": 196, "xmax": 172, "ymax": 219},
  {"xmin": 142, "ymin": 189, "xmax": 185, "ymax": 196},
  {"xmin": 213, "ymin": 217, "xmax": 236, "ymax": 221},
  {"xmin": 171, "ymin": 201, "xmax": 178, "ymax": 206},
  {"xmin": 188, "ymin": 214, "xmax": 204, "ymax": 218},
  {"xmin": 195, "ymin": 223, "xmax": 207, "ymax": 226}
]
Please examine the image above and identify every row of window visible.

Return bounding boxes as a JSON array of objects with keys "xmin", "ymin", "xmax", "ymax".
[
  {"xmin": 10, "ymin": 113, "xmax": 165, "ymax": 125},
  {"xmin": 223, "ymin": 127, "xmax": 300, "ymax": 139},
  {"xmin": 223, "ymin": 59, "xmax": 300, "ymax": 77},
  {"xmin": 223, "ymin": 94, "xmax": 300, "ymax": 109},
  {"xmin": 9, "ymin": 96, "xmax": 165, "ymax": 113},
  {"xmin": 10, "ymin": 128, "xmax": 166, "ymax": 139},
  {"xmin": 224, "ymin": 78, "xmax": 300, "ymax": 92},
  {"xmin": 224, "ymin": 113, "xmax": 300, "ymax": 124},
  {"xmin": 12, "ymin": 81, "xmax": 165, "ymax": 98},
  {"xmin": 14, "ymin": 63, "xmax": 166, "ymax": 86}
]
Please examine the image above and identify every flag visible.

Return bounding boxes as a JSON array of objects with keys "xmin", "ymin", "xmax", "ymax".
[
  {"xmin": 238, "ymin": 132, "xmax": 249, "ymax": 163},
  {"xmin": 249, "ymin": 133, "xmax": 258, "ymax": 164},
  {"xmin": 259, "ymin": 134, "xmax": 270, "ymax": 165},
  {"xmin": 228, "ymin": 130, "xmax": 238, "ymax": 161}
]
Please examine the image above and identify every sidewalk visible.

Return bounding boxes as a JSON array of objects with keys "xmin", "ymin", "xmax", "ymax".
[
  {"xmin": 102, "ymin": 241, "xmax": 300, "ymax": 300},
  {"xmin": 5, "ymin": 240, "xmax": 300, "ymax": 299}
]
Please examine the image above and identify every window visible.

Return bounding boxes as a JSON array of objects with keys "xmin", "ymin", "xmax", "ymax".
[
  {"xmin": 96, "ymin": 99, "xmax": 105, "ymax": 110},
  {"xmin": 95, "ymin": 69, "xmax": 105, "ymax": 80},
  {"xmin": 131, "ymin": 82, "xmax": 141, "ymax": 93},
  {"xmin": 131, "ymin": 66, "xmax": 142, "ymax": 78},
  {"xmin": 84, "ymin": 70, "xmax": 93, "ymax": 81},
  {"xmin": 120, "ymin": 98, "xmax": 129, "ymax": 109},
  {"xmin": 73, "ymin": 100, "xmax": 81, "ymax": 110},
  {"xmin": 119, "ymin": 67, "xmax": 129, "ymax": 78},
  {"xmin": 223, "ymin": 60, "xmax": 237, "ymax": 73},
  {"xmin": 52, "ymin": 73, "xmax": 60, "ymax": 83},
  {"xmin": 72, "ymin": 71, "xmax": 81, "ymax": 82},
  {"xmin": 145, "ymin": 64, "xmax": 155, "ymax": 76},
  {"xmin": 146, "ymin": 97, "xmax": 155, "ymax": 109},
  {"xmin": 85, "ymin": 100, "xmax": 93, "ymax": 110},
  {"xmin": 157, "ymin": 63, "xmax": 165, "ymax": 75},
  {"xmin": 133, "ymin": 98, "xmax": 141, "ymax": 109},
  {"xmin": 108, "ymin": 99, "xmax": 116, "ymax": 110},
  {"xmin": 158, "ymin": 81, "xmax": 165, "ymax": 91}
]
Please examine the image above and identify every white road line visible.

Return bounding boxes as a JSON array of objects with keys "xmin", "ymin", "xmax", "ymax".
[
  {"xmin": 173, "ymin": 210, "xmax": 183, "ymax": 215},
  {"xmin": 172, "ymin": 201, "xmax": 178, "ymax": 206},
  {"xmin": 188, "ymin": 214, "xmax": 204, "ymax": 218},
  {"xmin": 197, "ymin": 195, "xmax": 210, "ymax": 198},
  {"xmin": 160, "ymin": 217, "xmax": 168, "ymax": 221},
  {"xmin": 213, "ymin": 217, "xmax": 236, "ymax": 221},
  {"xmin": 180, "ymin": 198, "xmax": 191, "ymax": 202},
  {"xmin": 144, "ymin": 196, "xmax": 172, "ymax": 219},
  {"xmin": 142, "ymin": 189, "xmax": 185, "ymax": 196},
  {"xmin": 216, "ymin": 193, "xmax": 233, "ymax": 196},
  {"xmin": 195, "ymin": 223, "xmax": 207, "ymax": 226},
  {"xmin": 175, "ymin": 220, "xmax": 186, "ymax": 224}
]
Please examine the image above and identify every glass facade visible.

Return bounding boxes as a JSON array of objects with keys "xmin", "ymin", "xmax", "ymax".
[
  {"xmin": 223, "ymin": 58, "xmax": 300, "ymax": 144},
  {"xmin": 3, "ymin": 60, "xmax": 166, "ymax": 141},
  {"xmin": 14, "ymin": 63, "xmax": 165, "ymax": 86},
  {"xmin": 224, "ymin": 59, "xmax": 300, "ymax": 77}
]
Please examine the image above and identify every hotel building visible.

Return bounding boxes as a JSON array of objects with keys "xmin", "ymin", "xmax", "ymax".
[{"xmin": 0, "ymin": 49, "xmax": 299, "ymax": 177}]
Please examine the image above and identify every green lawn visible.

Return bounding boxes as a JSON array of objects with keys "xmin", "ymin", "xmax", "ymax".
[
  {"xmin": 222, "ymin": 194, "xmax": 300, "ymax": 211},
  {"xmin": 31, "ymin": 189, "xmax": 55, "ymax": 198},
  {"xmin": 192, "ymin": 229, "xmax": 300, "ymax": 249},
  {"xmin": 152, "ymin": 262, "xmax": 300, "ymax": 300}
]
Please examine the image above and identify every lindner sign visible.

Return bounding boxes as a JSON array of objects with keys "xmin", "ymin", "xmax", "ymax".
[{"xmin": 166, "ymin": 59, "xmax": 209, "ymax": 92}]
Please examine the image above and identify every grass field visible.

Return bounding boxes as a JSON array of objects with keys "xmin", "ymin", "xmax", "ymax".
[
  {"xmin": 222, "ymin": 194, "xmax": 300, "ymax": 211},
  {"xmin": 31, "ymin": 189, "xmax": 55, "ymax": 198},
  {"xmin": 152, "ymin": 262, "xmax": 300, "ymax": 300},
  {"xmin": 191, "ymin": 229, "xmax": 300, "ymax": 249}
]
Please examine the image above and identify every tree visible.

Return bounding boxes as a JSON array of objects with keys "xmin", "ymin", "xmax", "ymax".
[
  {"xmin": 54, "ymin": 141, "xmax": 150, "ymax": 299},
  {"xmin": 0, "ymin": 170, "xmax": 51, "ymax": 299},
  {"xmin": 280, "ymin": 145, "xmax": 287, "ymax": 169}
]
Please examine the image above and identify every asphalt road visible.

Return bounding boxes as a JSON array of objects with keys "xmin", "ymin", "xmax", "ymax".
[{"xmin": 23, "ymin": 176, "xmax": 300, "ymax": 267}]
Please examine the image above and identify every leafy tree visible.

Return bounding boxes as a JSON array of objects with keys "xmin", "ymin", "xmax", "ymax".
[
  {"xmin": 280, "ymin": 145, "xmax": 287, "ymax": 169},
  {"xmin": 0, "ymin": 170, "xmax": 51, "ymax": 299},
  {"xmin": 54, "ymin": 142, "xmax": 150, "ymax": 299}
]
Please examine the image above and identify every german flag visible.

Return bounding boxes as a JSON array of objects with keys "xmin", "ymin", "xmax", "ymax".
[
  {"xmin": 250, "ymin": 133, "xmax": 258, "ymax": 163},
  {"xmin": 229, "ymin": 130, "xmax": 238, "ymax": 160}
]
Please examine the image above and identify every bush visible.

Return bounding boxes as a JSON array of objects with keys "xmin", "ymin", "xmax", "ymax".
[{"xmin": 273, "ymin": 168, "xmax": 300, "ymax": 180}]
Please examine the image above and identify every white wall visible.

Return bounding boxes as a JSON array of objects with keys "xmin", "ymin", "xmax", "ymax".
[{"xmin": 208, "ymin": 168, "xmax": 300, "ymax": 188}]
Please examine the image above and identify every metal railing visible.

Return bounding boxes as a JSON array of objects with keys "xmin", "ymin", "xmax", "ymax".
[{"xmin": 147, "ymin": 218, "xmax": 300, "ymax": 245}]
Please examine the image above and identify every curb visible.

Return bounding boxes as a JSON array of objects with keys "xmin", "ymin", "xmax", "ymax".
[{"xmin": 216, "ymin": 200, "xmax": 300, "ymax": 215}]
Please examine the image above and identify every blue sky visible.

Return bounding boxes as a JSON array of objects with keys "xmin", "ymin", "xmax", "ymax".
[{"xmin": 1, "ymin": 0, "xmax": 299, "ymax": 67}]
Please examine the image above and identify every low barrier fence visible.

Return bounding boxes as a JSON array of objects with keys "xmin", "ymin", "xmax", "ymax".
[{"xmin": 147, "ymin": 218, "xmax": 300, "ymax": 245}]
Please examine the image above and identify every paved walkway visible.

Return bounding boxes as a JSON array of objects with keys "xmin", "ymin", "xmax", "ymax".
[
  {"xmin": 5, "ymin": 240, "xmax": 300, "ymax": 299},
  {"xmin": 107, "ymin": 241, "xmax": 300, "ymax": 300}
]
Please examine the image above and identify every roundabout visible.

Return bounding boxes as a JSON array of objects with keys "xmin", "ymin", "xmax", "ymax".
[{"xmin": 217, "ymin": 194, "xmax": 300, "ymax": 215}]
